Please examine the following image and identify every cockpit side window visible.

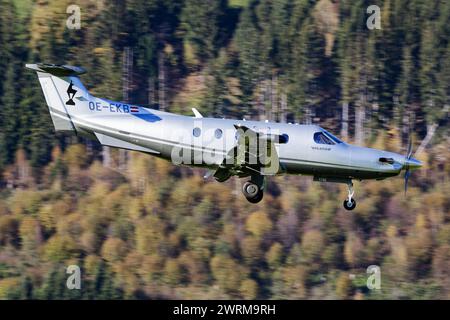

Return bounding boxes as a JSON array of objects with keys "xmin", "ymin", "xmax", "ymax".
[{"xmin": 314, "ymin": 132, "xmax": 335, "ymax": 145}]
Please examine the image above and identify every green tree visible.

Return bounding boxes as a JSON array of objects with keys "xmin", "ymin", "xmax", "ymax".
[
  {"xmin": 0, "ymin": 64, "xmax": 20, "ymax": 167},
  {"xmin": 181, "ymin": 0, "xmax": 227, "ymax": 63}
]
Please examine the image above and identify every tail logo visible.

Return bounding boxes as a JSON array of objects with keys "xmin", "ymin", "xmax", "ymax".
[{"xmin": 66, "ymin": 81, "xmax": 77, "ymax": 105}]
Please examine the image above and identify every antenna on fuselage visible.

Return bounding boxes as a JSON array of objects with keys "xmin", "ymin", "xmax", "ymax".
[{"xmin": 192, "ymin": 108, "xmax": 203, "ymax": 118}]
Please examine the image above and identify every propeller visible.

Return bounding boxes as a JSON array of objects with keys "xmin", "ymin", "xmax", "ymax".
[{"xmin": 402, "ymin": 120, "xmax": 424, "ymax": 194}]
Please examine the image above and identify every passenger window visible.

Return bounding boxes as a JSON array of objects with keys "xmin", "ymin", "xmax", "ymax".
[
  {"xmin": 193, "ymin": 127, "xmax": 201, "ymax": 137},
  {"xmin": 215, "ymin": 128, "xmax": 223, "ymax": 139},
  {"xmin": 314, "ymin": 132, "xmax": 335, "ymax": 145}
]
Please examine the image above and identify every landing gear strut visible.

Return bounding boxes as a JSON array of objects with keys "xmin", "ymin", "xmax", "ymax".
[
  {"xmin": 242, "ymin": 175, "xmax": 264, "ymax": 204},
  {"xmin": 343, "ymin": 181, "xmax": 356, "ymax": 210}
]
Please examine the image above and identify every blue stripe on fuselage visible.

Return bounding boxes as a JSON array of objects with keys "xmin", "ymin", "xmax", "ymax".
[{"xmin": 132, "ymin": 109, "xmax": 162, "ymax": 123}]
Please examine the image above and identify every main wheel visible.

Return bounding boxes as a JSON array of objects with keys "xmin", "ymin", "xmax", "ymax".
[
  {"xmin": 242, "ymin": 181, "xmax": 260, "ymax": 198},
  {"xmin": 245, "ymin": 190, "xmax": 264, "ymax": 204},
  {"xmin": 343, "ymin": 198, "xmax": 356, "ymax": 210}
]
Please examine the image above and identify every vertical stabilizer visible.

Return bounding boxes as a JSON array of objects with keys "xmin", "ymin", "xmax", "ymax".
[{"xmin": 25, "ymin": 63, "xmax": 91, "ymax": 132}]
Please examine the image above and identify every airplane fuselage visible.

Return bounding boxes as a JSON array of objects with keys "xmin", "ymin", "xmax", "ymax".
[{"xmin": 70, "ymin": 98, "xmax": 405, "ymax": 181}]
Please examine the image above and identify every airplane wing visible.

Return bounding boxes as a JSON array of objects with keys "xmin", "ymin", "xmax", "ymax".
[
  {"xmin": 94, "ymin": 132, "xmax": 160, "ymax": 154},
  {"xmin": 212, "ymin": 124, "xmax": 287, "ymax": 181}
]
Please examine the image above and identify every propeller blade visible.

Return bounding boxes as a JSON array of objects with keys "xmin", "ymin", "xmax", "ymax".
[
  {"xmin": 404, "ymin": 169, "xmax": 411, "ymax": 195},
  {"xmin": 404, "ymin": 115, "xmax": 416, "ymax": 195}
]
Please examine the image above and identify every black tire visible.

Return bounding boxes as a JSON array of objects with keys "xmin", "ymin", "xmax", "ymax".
[
  {"xmin": 343, "ymin": 198, "xmax": 356, "ymax": 210},
  {"xmin": 242, "ymin": 181, "xmax": 260, "ymax": 198},
  {"xmin": 246, "ymin": 190, "xmax": 264, "ymax": 204}
]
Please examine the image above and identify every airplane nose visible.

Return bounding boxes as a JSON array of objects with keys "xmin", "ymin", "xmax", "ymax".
[{"xmin": 404, "ymin": 157, "xmax": 422, "ymax": 170}]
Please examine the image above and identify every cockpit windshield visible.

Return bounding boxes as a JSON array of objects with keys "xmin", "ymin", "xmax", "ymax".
[
  {"xmin": 313, "ymin": 131, "xmax": 344, "ymax": 145},
  {"xmin": 323, "ymin": 130, "xmax": 343, "ymax": 144},
  {"xmin": 314, "ymin": 132, "xmax": 334, "ymax": 145}
]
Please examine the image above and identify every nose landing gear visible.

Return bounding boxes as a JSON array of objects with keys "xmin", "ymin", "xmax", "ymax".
[
  {"xmin": 242, "ymin": 175, "xmax": 264, "ymax": 204},
  {"xmin": 343, "ymin": 182, "xmax": 356, "ymax": 210}
]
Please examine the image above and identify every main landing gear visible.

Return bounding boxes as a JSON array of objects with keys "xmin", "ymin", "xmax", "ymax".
[
  {"xmin": 242, "ymin": 175, "xmax": 264, "ymax": 204},
  {"xmin": 343, "ymin": 181, "xmax": 356, "ymax": 210}
]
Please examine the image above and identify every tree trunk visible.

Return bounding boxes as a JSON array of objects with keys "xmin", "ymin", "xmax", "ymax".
[
  {"xmin": 118, "ymin": 149, "xmax": 128, "ymax": 172},
  {"xmin": 402, "ymin": 109, "xmax": 410, "ymax": 152},
  {"xmin": 148, "ymin": 77, "xmax": 155, "ymax": 106},
  {"xmin": 280, "ymin": 92, "xmax": 287, "ymax": 123},
  {"xmin": 262, "ymin": 79, "xmax": 272, "ymax": 120},
  {"xmin": 355, "ymin": 93, "xmax": 366, "ymax": 145},
  {"xmin": 341, "ymin": 101, "xmax": 349, "ymax": 141},
  {"xmin": 122, "ymin": 47, "xmax": 133, "ymax": 102},
  {"xmin": 415, "ymin": 123, "xmax": 438, "ymax": 156},
  {"xmin": 304, "ymin": 102, "xmax": 312, "ymax": 125},
  {"xmin": 118, "ymin": 46, "xmax": 133, "ymax": 172},
  {"xmin": 271, "ymin": 74, "xmax": 278, "ymax": 122},
  {"xmin": 102, "ymin": 146, "xmax": 111, "ymax": 168},
  {"xmin": 257, "ymin": 81, "xmax": 266, "ymax": 121},
  {"xmin": 355, "ymin": 105, "xmax": 365, "ymax": 145},
  {"xmin": 158, "ymin": 51, "xmax": 167, "ymax": 111}
]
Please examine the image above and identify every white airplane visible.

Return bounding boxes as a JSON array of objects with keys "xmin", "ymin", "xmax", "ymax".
[{"xmin": 27, "ymin": 64, "xmax": 422, "ymax": 210}]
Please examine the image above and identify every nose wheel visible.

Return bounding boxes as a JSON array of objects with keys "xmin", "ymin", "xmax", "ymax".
[
  {"xmin": 242, "ymin": 176, "xmax": 264, "ymax": 203},
  {"xmin": 343, "ymin": 182, "xmax": 356, "ymax": 210}
]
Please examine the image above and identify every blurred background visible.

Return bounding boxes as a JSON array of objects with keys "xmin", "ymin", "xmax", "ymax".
[{"xmin": 0, "ymin": 0, "xmax": 449, "ymax": 299}]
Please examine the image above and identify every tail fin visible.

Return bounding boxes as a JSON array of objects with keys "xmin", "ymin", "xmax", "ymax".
[{"xmin": 26, "ymin": 63, "xmax": 91, "ymax": 132}]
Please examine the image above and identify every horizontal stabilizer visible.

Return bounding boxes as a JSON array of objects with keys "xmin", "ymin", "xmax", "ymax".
[
  {"xmin": 94, "ymin": 133, "xmax": 159, "ymax": 154},
  {"xmin": 25, "ymin": 63, "xmax": 86, "ymax": 76}
]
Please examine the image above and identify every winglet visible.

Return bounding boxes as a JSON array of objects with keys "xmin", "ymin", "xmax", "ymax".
[{"xmin": 192, "ymin": 108, "xmax": 203, "ymax": 118}]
